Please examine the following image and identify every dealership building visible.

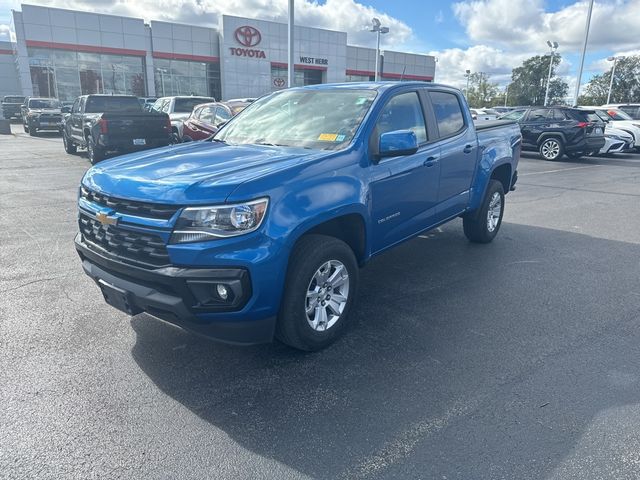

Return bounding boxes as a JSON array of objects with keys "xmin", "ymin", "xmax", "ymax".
[{"xmin": 2, "ymin": 4, "xmax": 436, "ymax": 104}]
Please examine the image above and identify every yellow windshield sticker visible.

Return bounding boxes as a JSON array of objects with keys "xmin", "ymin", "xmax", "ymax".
[{"xmin": 318, "ymin": 133, "xmax": 338, "ymax": 141}]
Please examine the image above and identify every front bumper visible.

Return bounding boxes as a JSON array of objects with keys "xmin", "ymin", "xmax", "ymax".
[{"xmin": 75, "ymin": 234, "xmax": 277, "ymax": 345}]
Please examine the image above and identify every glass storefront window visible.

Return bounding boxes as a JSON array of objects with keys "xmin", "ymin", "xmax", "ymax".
[
  {"xmin": 271, "ymin": 66, "xmax": 325, "ymax": 92},
  {"xmin": 153, "ymin": 59, "xmax": 219, "ymax": 99},
  {"xmin": 27, "ymin": 47, "xmax": 147, "ymax": 101},
  {"xmin": 346, "ymin": 74, "xmax": 374, "ymax": 82}
]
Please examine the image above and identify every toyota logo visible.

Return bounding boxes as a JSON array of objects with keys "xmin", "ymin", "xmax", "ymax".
[
  {"xmin": 273, "ymin": 77, "xmax": 285, "ymax": 88},
  {"xmin": 234, "ymin": 26, "xmax": 262, "ymax": 47}
]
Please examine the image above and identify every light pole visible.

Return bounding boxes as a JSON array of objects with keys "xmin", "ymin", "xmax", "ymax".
[
  {"xmin": 157, "ymin": 68, "xmax": 167, "ymax": 96},
  {"xmin": 573, "ymin": 0, "xmax": 594, "ymax": 106},
  {"xmin": 606, "ymin": 56, "xmax": 623, "ymax": 104},
  {"xmin": 464, "ymin": 69, "xmax": 471, "ymax": 97},
  {"xmin": 371, "ymin": 18, "xmax": 389, "ymax": 82},
  {"xmin": 287, "ymin": 0, "xmax": 294, "ymax": 87},
  {"xmin": 544, "ymin": 41, "xmax": 559, "ymax": 106},
  {"xmin": 504, "ymin": 83, "xmax": 510, "ymax": 107}
]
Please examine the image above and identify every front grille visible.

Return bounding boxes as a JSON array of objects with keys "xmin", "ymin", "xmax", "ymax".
[
  {"xmin": 79, "ymin": 213, "xmax": 170, "ymax": 267},
  {"xmin": 81, "ymin": 187, "xmax": 180, "ymax": 220}
]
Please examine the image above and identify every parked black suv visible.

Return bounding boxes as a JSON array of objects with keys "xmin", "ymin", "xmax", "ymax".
[{"xmin": 500, "ymin": 107, "xmax": 606, "ymax": 161}]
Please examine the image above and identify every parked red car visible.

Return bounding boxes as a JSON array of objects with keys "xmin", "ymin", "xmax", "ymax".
[{"xmin": 182, "ymin": 101, "xmax": 249, "ymax": 141}]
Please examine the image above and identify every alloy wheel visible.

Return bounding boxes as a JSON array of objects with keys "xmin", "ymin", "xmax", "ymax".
[
  {"xmin": 305, "ymin": 260, "xmax": 350, "ymax": 332},
  {"xmin": 486, "ymin": 191, "xmax": 502, "ymax": 232}
]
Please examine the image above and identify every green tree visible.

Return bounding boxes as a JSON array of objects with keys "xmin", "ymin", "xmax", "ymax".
[
  {"xmin": 579, "ymin": 55, "xmax": 640, "ymax": 105},
  {"xmin": 508, "ymin": 54, "xmax": 569, "ymax": 106},
  {"xmin": 465, "ymin": 72, "xmax": 499, "ymax": 107}
]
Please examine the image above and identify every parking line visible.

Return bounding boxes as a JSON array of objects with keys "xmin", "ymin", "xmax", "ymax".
[{"xmin": 519, "ymin": 165, "xmax": 604, "ymax": 176}]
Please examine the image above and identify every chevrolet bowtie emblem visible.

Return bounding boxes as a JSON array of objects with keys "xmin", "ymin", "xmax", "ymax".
[{"xmin": 96, "ymin": 212, "xmax": 118, "ymax": 226}]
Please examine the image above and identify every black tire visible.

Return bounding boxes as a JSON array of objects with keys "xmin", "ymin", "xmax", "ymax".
[
  {"xmin": 463, "ymin": 180, "xmax": 505, "ymax": 244},
  {"xmin": 276, "ymin": 234, "xmax": 359, "ymax": 351},
  {"xmin": 87, "ymin": 136, "xmax": 104, "ymax": 164},
  {"xmin": 539, "ymin": 137, "xmax": 564, "ymax": 161},
  {"xmin": 23, "ymin": 122, "xmax": 28, "ymax": 133},
  {"xmin": 170, "ymin": 131, "xmax": 180, "ymax": 144},
  {"xmin": 63, "ymin": 131, "xmax": 77, "ymax": 154},
  {"xmin": 28, "ymin": 124, "xmax": 36, "ymax": 136}
]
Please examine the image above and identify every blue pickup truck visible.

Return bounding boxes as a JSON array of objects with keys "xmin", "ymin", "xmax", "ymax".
[{"xmin": 76, "ymin": 82, "xmax": 521, "ymax": 350}]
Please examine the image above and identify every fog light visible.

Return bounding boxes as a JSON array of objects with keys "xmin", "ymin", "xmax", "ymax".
[{"xmin": 216, "ymin": 284, "xmax": 229, "ymax": 301}]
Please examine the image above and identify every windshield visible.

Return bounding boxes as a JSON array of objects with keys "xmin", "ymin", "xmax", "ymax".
[
  {"xmin": 174, "ymin": 97, "xmax": 215, "ymax": 113},
  {"xmin": 605, "ymin": 109, "xmax": 633, "ymax": 121},
  {"xmin": 28, "ymin": 99, "xmax": 60, "ymax": 109},
  {"xmin": 215, "ymin": 89, "xmax": 377, "ymax": 150},
  {"xmin": 85, "ymin": 96, "xmax": 142, "ymax": 113}
]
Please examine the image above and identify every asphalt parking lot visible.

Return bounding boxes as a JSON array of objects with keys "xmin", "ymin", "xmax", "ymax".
[{"xmin": 1, "ymin": 124, "xmax": 640, "ymax": 480}]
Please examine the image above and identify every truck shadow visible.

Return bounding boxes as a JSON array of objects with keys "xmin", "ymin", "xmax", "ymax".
[{"xmin": 130, "ymin": 222, "xmax": 640, "ymax": 479}]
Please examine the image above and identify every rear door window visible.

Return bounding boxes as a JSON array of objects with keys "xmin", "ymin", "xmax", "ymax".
[
  {"xmin": 430, "ymin": 91, "xmax": 465, "ymax": 138},
  {"xmin": 527, "ymin": 108, "xmax": 551, "ymax": 121},
  {"xmin": 215, "ymin": 107, "xmax": 231, "ymax": 125}
]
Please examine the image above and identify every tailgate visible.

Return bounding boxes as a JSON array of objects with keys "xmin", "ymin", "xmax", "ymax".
[{"xmin": 104, "ymin": 114, "xmax": 169, "ymax": 140}]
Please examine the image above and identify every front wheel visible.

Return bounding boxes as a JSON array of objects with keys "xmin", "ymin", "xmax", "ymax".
[
  {"xmin": 463, "ymin": 180, "xmax": 505, "ymax": 244},
  {"xmin": 539, "ymin": 137, "xmax": 564, "ymax": 161},
  {"xmin": 276, "ymin": 235, "xmax": 359, "ymax": 351}
]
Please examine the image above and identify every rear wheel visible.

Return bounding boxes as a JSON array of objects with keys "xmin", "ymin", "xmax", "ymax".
[
  {"xmin": 28, "ymin": 124, "xmax": 36, "ymax": 136},
  {"xmin": 63, "ymin": 131, "xmax": 77, "ymax": 154},
  {"xmin": 23, "ymin": 122, "xmax": 28, "ymax": 133},
  {"xmin": 276, "ymin": 235, "xmax": 358, "ymax": 351},
  {"xmin": 539, "ymin": 137, "xmax": 563, "ymax": 161},
  {"xmin": 87, "ymin": 136, "xmax": 104, "ymax": 164},
  {"xmin": 463, "ymin": 180, "xmax": 505, "ymax": 244}
]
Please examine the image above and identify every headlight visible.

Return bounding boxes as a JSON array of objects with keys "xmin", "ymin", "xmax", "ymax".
[{"xmin": 171, "ymin": 198, "xmax": 269, "ymax": 243}]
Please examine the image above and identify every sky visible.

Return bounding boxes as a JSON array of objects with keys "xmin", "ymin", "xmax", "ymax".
[{"xmin": 1, "ymin": 0, "xmax": 639, "ymax": 98}]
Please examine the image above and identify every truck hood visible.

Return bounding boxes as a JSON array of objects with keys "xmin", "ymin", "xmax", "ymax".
[{"xmin": 82, "ymin": 141, "xmax": 329, "ymax": 205}]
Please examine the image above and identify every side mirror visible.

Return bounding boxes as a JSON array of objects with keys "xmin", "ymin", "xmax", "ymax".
[
  {"xmin": 379, "ymin": 130, "xmax": 419, "ymax": 157},
  {"xmin": 61, "ymin": 106, "xmax": 71, "ymax": 113}
]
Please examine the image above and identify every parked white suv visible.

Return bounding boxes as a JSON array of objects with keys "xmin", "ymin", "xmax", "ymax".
[
  {"xmin": 602, "ymin": 103, "xmax": 640, "ymax": 120},
  {"xmin": 582, "ymin": 107, "xmax": 640, "ymax": 151}
]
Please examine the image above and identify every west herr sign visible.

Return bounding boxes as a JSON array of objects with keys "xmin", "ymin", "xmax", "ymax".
[
  {"xmin": 299, "ymin": 56, "xmax": 329, "ymax": 66},
  {"xmin": 230, "ymin": 25, "xmax": 266, "ymax": 58}
]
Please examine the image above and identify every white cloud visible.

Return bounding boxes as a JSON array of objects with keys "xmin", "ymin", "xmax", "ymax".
[
  {"xmin": 0, "ymin": 24, "xmax": 10, "ymax": 40},
  {"xmin": 7, "ymin": 0, "xmax": 413, "ymax": 49},
  {"xmin": 435, "ymin": 9, "xmax": 444, "ymax": 24},
  {"xmin": 452, "ymin": 0, "xmax": 640, "ymax": 53},
  {"xmin": 431, "ymin": 45, "xmax": 530, "ymax": 87}
]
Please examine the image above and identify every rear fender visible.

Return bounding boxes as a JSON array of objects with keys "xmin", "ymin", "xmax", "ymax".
[{"xmin": 468, "ymin": 132, "xmax": 521, "ymax": 211}]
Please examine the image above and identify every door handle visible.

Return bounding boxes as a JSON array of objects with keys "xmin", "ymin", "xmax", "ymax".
[
  {"xmin": 423, "ymin": 156, "xmax": 439, "ymax": 167},
  {"xmin": 463, "ymin": 144, "xmax": 473, "ymax": 154}
]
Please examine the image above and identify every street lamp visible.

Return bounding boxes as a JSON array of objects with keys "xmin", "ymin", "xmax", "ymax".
[
  {"xmin": 606, "ymin": 56, "xmax": 624, "ymax": 104},
  {"xmin": 464, "ymin": 69, "xmax": 471, "ymax": 97},
  {"xmin": 504, "ymin": 83, "xmax": 510, "ymax": 107},
  {"xmin": 157, "ymin": 68, "xmax": 168, "ymax": 96},
  {"xmin": 544, "ymin": 41, "xmax": 559, "ymax": 106},
  {"xmin": 371, "ymin": 18, "xmax": 389, "ymax": 82}
]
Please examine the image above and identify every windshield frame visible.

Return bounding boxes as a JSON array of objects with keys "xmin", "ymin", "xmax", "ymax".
[{"xmin": 213, "ymin": 88, "xmax": 378, "ymax": 151}]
